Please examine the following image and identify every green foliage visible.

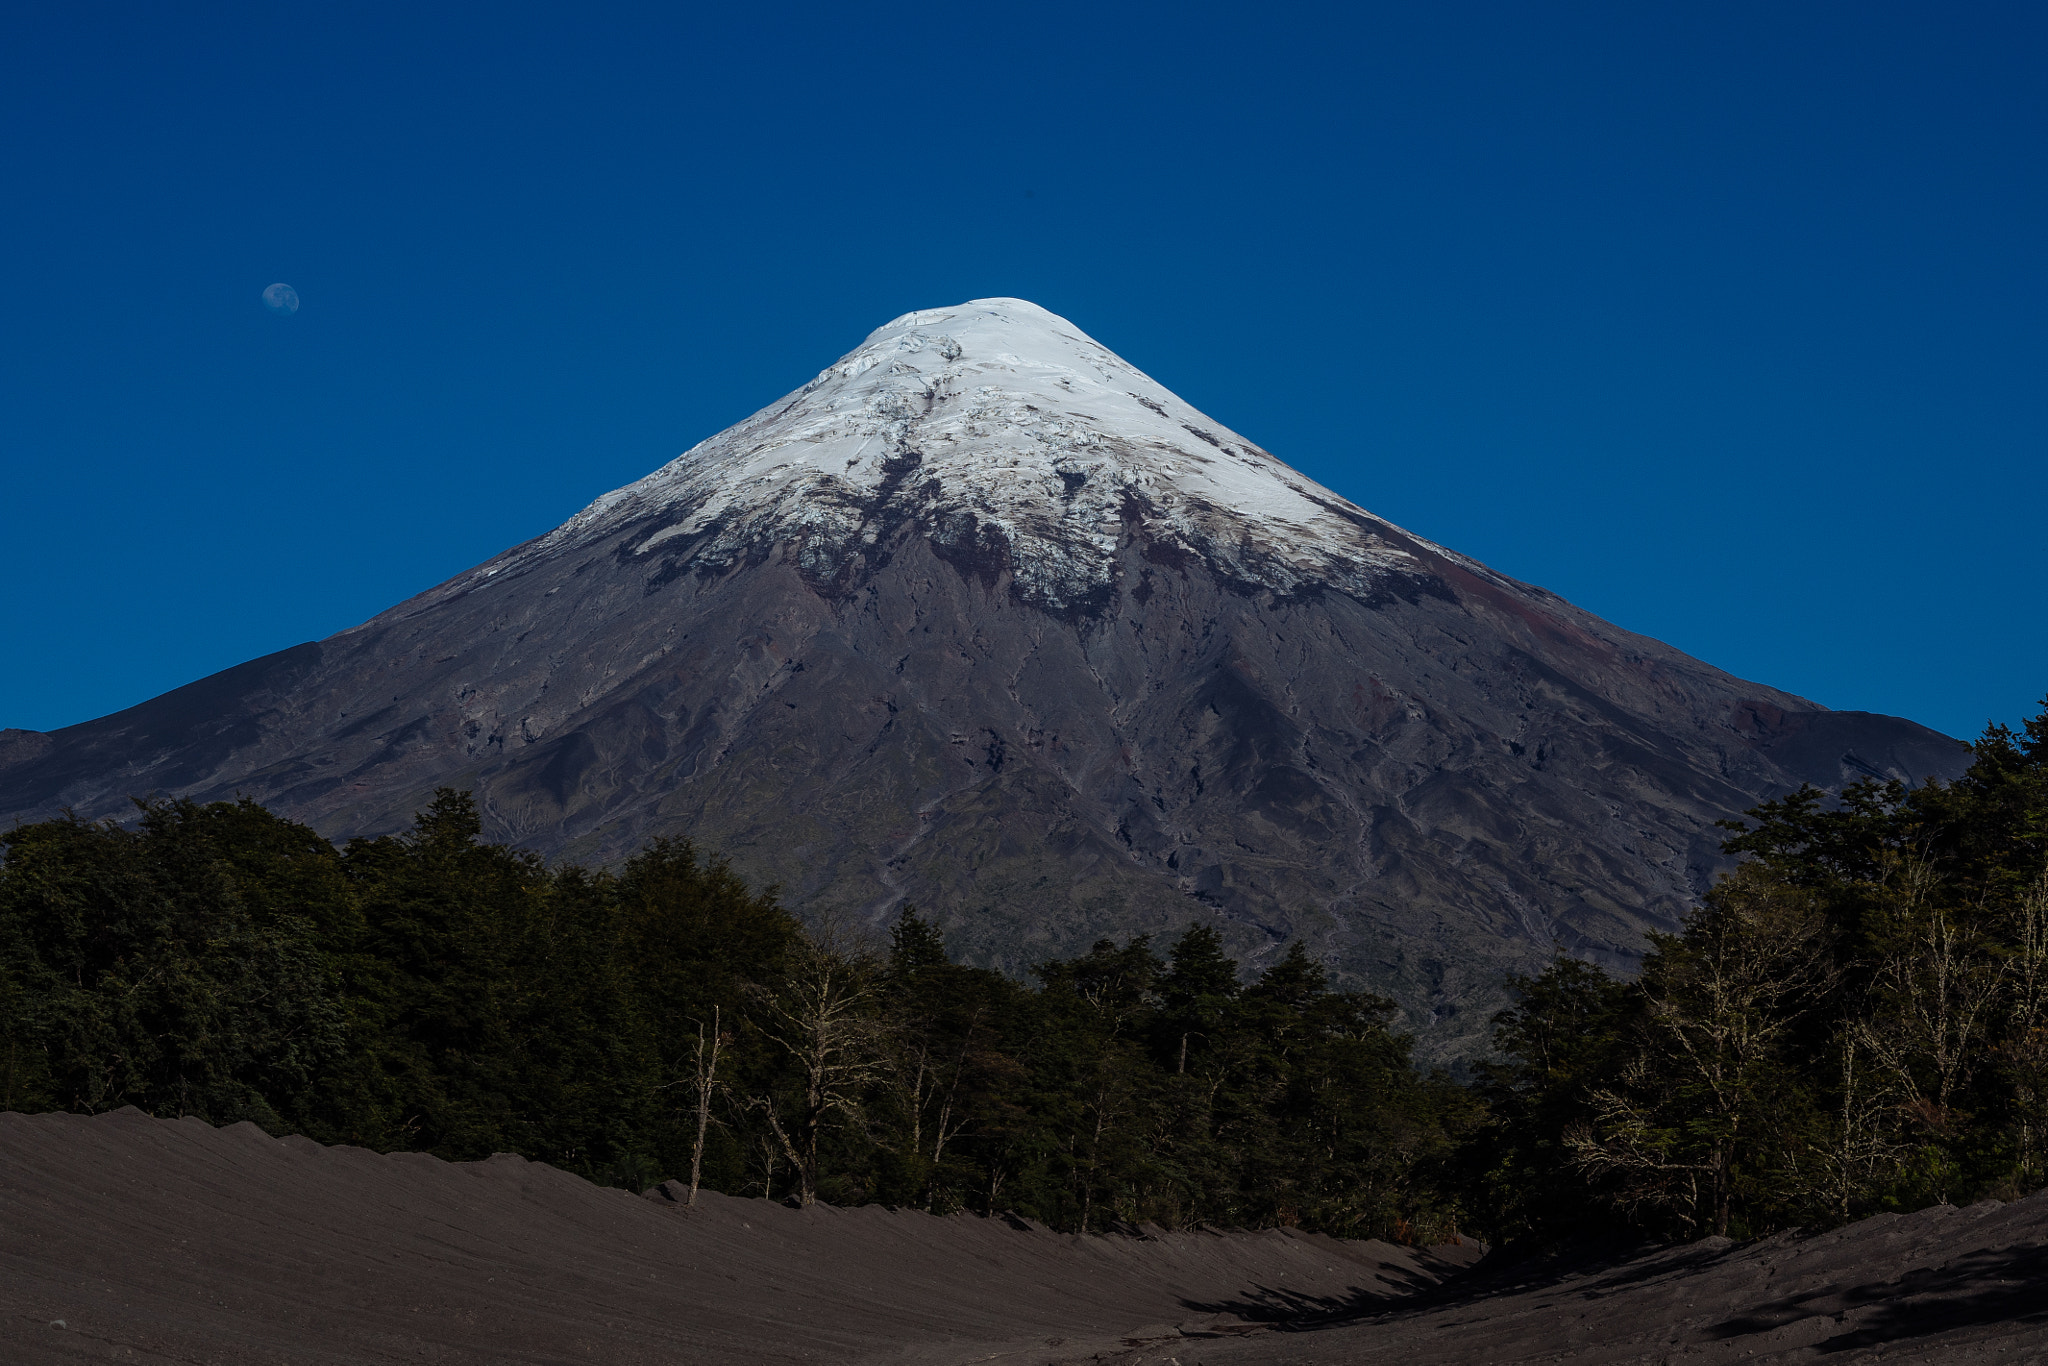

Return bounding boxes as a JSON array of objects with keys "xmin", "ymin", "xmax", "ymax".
[
  {"xmin": 1462, "ymin": 955, "xmax": 1632, "ymax": 1245},
  {"xmin": 0, "ymin": 791, "xmax": 783, "ymax": 1187},
  {"xmin": 41, "ymin": 681, "xmax": 2043, "ymax": 1254},
  {"xmin": 0, "ymin": 798, "xmax": 348, "ymax": 1127},
  {"xmin": 1464, "ymin": 694, "xmax": 2048, "ymax": 1244},
  {"xmin": 0, "ymin": 792, "xmax": 1461, "ymax": 1241}
]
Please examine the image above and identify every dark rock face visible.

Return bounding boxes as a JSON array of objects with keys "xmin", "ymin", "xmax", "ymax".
[{"xmin": 0, "ymin": 300, "xmax": 1968, "ymax": 1057}]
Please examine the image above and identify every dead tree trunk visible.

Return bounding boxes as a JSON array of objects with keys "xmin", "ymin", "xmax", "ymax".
[
  {"xmin": 687, "ymin": 1005, "xmax": 724, "ymax": 1206},
  {"xmin": 749, "ymin": 932, "xmax": 883, "ymax": 1206}
]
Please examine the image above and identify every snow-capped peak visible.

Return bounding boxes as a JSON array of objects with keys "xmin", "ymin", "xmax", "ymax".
[{"xmin": 478, "ymin": 298, "xmax": 1456, "ymax": 611}]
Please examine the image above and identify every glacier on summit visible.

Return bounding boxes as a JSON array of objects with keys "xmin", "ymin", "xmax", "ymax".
[{"xmin": 465, "ymin": 299, "xmax": 1471, "ymax": 614}]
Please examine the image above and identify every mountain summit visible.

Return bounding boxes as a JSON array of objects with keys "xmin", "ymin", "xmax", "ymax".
[
  {"xmin": 456, "ymin": 298, "xmax": 1458, "ymax": 615},
  {"xmin": 0, "ymin": 299, "xmax": 1967, "ymax": 1055}
]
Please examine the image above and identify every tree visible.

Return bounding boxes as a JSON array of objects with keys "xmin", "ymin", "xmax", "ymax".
[
  {"xmin": 0, "ymin": 799, "xmax": 348, "ymax": 1130},
  {"xmin": 613, "ymin": 836, "xmax": 799, "ymax": 1188},
  {"xmin": 1464, "ymin": 954, "xmax": 1631, "ymax": 1245},
  {"xmin": 1996, "ymin": 868, "xmax": 2048, "ymax": 1189},
  {"xmin": 1569, "ymin": 864, "xmax": 1834, "ymax": 1237},
  {"xmin": 2, "ymin": 790, "xmax": 1484, "ymax": 1240},
  {"xmin": 874, "ymin": 908, "xmax": 1014, "ymax": 1209},
  {"xmin": 1854, "ymin": 856, "xmax": 2003, "ymax": 1158},
  {"xmin": 682, "ymin": 1005, "xmax": 727, "ymax": 1204},
  {"xmin": 1156, "ymin": 923, "xmax": 1238, "ymax": 1076},
  {"xmin": 748, "ymin": 928, "xmax": 884, "ymax": 1206}
]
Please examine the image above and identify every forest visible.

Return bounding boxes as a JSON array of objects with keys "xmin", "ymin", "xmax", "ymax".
[{"xmin": 3, "ymin": 697, "xmax": 2044, "ymax": 1249}]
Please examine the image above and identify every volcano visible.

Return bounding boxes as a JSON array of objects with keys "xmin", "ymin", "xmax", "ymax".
[{"xmin": 0, "ymin": 299, "xmax": 1967, "ymax": 1054}]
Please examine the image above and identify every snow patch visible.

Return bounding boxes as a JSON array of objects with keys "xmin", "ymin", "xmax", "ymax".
[{"xmin": 462, "ymin": 298, "xmax": 1494, "ymax": 610}]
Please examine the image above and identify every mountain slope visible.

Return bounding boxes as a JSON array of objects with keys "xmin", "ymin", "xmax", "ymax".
[{"xmin": 0, "ymin": 299, "xmax": 1968, "ymax": 1055}]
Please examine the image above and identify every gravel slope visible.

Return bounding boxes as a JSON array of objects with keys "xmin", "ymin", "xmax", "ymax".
[
  {"xmin": 1133, "ymin": 1195, "xmax": 2048, "ymax": 1365},
  {"xmin": 6, "ymin": 1109, "xmax": 2046, "ymax": 1364},
  {"xmin": 0, "ymin": 1108, "xmax": 1472, "ymax": 1364}
]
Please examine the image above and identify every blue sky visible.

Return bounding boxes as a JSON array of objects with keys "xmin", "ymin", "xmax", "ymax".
[{"xmin": 2, "ymin": 2, "xmax": 2043, "ymax": 742}]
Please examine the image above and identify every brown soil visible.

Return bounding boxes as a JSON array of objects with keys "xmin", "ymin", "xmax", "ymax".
[{"xmin": 4, "ymin": 1108, "xmax": 2044, "ymax": 1364}]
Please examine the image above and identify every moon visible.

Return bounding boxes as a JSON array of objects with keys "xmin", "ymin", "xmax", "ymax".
[{"xmin": 262, "ymin": 283, "xmax": 300, "ymax": 315}]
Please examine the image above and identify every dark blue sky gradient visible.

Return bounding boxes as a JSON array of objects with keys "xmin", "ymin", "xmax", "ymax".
[{"xmin": 3, "ymin": 3, "xmax": 2044, "ymax": 740}]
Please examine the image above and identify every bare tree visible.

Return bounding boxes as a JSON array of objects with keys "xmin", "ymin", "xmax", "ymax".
[
  {"xmin": 885, "ymin": 998, "xmax": 987, "ymax": 1208},
  {"xmin": 1801, "ymin": 1031, "xmax": 1908, "ymax": 1223},
  {"xmin": 1856, "ymin": 857, "xmax": 2005, "ymax": 1147},
  {"xmin": 685, "ymin": 1005, "xmax": 726, "ymax": 1205},
  {"xmin": 1998, "ymin": 868, "xmax": 2048, "ymax": 1188},
  {"xmin": 1570, "ymin": 864, "xmax": 1834, "ymax": 1236},
  {"xmin": 747, "ymin": 929, "xmax": 885, "ymax": 1205},
  {"xmin": 1074, "ymin": 1052, "xmax": 1143, "ymax": 1233},
  {"xmin": 2009, "ymin": 868, "xmax": 2048, "ymax": 1037},
  {"xmin": 924, "ymin": 1020, "xmax": 980, "ymax": 1176},
  {"xmin": 1566, "ymin": 1053, "xmax": 1707, "ymax": 1233}
]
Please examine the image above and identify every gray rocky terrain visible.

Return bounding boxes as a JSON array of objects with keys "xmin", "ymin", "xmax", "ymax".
[
  {"xmin": 4, "ymin": 1108, "xmax": 2043, "ymax": 1364},
  {"xmin": 0, "ymin": 300, "xmax": 1968, "ymax": 1055}
]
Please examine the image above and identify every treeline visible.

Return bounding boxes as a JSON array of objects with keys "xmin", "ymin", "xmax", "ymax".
[
  {"xmin": 0, "ymin": 791, "xmax": 1469, "ymax": 1240},
  {"xmin": 5, "ymin": 699, "xmax": 2044, "ymax": 1248},
  {"xmin": 1471, "ymin": 700, "xmax": 2048, "ymax": 1243}
]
